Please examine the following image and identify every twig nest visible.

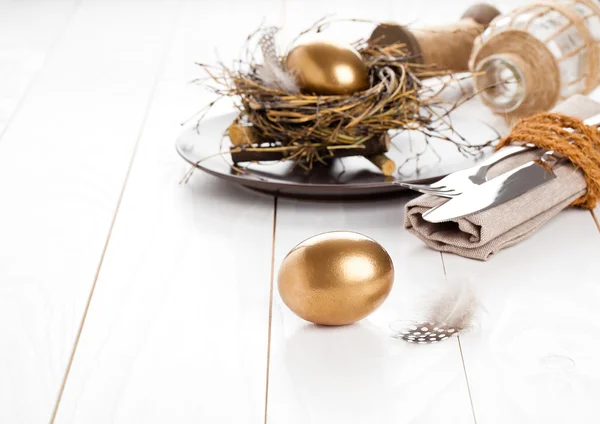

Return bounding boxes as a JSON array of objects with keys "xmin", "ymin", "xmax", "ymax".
[
  {"xmin": 278, "ymin": 231, "xmax": 394, "ymax": 326},
  {"xmin": 196, "ymin": 22, "xmax": 486, "ymax": 171},
  {"xmin": 286, "ymin": 40, "xmax": 369, "ymax": 95}
]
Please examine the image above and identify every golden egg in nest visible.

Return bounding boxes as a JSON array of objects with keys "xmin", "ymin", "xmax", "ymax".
[
  {"xmin": 278, "ymin": 231, "xmax": 394, "ymax": 326},
  {"xmin": 286, "ymin": 40, "xmax": 370, "ymax": 95}
]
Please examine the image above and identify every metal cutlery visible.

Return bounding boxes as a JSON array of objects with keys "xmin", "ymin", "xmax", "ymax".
[
  {"xmin": 421, "ymin": 112, "xmax": 600, "ymax": 223},
  {"xmin": 401, "ymin": 112, "xmax": 600, "ymax": 198},
  {"xmin": 421, "ymin": 150, "xmax": 562, "ymax": 223},
  {"xmin": 399, "ymin": 143, "xmax": 535, "ymax": 198}
]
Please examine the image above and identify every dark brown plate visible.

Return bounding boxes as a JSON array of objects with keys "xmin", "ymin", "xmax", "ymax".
[{"xmin": 176, "ymin": 111, "xmax": 501, "ymax": 199}]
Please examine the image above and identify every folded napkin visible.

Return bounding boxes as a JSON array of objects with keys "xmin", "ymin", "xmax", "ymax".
[{"xmin": 405, "ymin": 95, "xmax": 600, "ymax": 261}]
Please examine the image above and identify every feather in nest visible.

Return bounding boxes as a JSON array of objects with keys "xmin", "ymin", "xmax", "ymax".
[{"xmin": 255, "ymin": 27, "xmax": 300, "ymax": 94}]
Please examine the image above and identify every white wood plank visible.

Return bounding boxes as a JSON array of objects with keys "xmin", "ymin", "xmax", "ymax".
[
  {"xmin": 0, "ymin": 0, "xmax": 78, "ymax": 137},
  {"xmin": 443, "ymin": 208, "xmax": 600, "ymax": 423},
  {"xmin": 0, "ymin": 1, "xmax": 179, "ymax": 422},
  {"xmin": 447, "ymin": 55, "xmax": 600, "ymax": 424},
  {"xmin": 54, "ymin": 1, "xmax": 282, "ymax": 422},
  {"xmin": 388, "ymin": 0, "xmax": 528, "ymax": 26},
  {"xmin": 266, "ymin": 2, "xmax": 475, "ymax": 422},
  {"xmin": 268, "ymin": 197, "xmax": 474, "ymax": 424}
]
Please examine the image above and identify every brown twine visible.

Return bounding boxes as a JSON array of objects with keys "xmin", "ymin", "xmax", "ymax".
[
  {"xmin": 496, "ymin": 112, "xmax": 600, "ymax": 209},
  {"xmin": 369, "ymin": 17, "xmax": 486, "ymax": 72},
  {"xmin": 471, "ymin": 0, "xmax": 600, "ymax": 119},
  {"xmin": 412, "ymin": 18, "xmax": 485, "ymax": 72}
]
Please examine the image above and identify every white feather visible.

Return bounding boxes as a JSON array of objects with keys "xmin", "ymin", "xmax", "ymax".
[
  {"xmin": 256, "ymin": 27, "xmax": 299, "ymax": 94},
  {"xmin": 256, "ymin": 60, "xmax": 300, "ymax": 94},
  {"xmin": 426, "ymin": 277, "xmax": 478, "ymax": 333},
  {"xmin": 391, "ymin": 277, "xmax": 480, "ymax": 344}
]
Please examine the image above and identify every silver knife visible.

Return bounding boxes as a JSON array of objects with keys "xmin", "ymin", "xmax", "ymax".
[{"xmin": 422, "ymin": 112, "xmax": 600, "ymax": 223}]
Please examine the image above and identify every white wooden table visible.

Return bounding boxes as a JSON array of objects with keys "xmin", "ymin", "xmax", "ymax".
[{"xmin": 1, "ymin": 0, "xmax": 599, "ymax": 423}]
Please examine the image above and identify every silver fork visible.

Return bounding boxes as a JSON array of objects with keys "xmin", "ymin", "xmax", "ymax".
[{"xmin": 400, "ymin": 143, "xmax": 534, "ymax": 198}]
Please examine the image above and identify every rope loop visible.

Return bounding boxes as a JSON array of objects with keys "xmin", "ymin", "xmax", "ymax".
[{"xmin": 497, "ymin": 112, "xmax": 600, "ymax": 209}]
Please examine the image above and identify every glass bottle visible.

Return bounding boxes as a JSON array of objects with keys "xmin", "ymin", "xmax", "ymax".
[{"xmin": 470, "ymin": 0, "xmax": 600, "ymax": 116}]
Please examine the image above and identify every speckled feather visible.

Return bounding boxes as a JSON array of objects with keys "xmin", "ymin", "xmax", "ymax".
[
  {"xmin": 256, "ymin": 27, "xmax": 299, "ymax": 94},
  {"xmin": 394, "ymin": 278, "xmax": 478, "ymax": 344}
]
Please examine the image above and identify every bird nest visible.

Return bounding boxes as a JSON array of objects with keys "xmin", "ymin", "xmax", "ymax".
[{"xmin": 195, "ymin": 23, "xmax": 490, "ymax": 172}]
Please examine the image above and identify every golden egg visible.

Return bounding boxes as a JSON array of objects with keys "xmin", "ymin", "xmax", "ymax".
[
  {"xmin": 286, "ymin": 40, "xmax": 370, "ymax": 95},
  {"xmin": 278, "ymin": 231, "xmax": 394, "ymax": 326}
]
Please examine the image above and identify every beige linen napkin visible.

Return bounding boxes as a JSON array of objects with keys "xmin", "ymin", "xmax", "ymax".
[{"xmin": 405, "ymin": 95, "xmax": 600, "ymax": 261}]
